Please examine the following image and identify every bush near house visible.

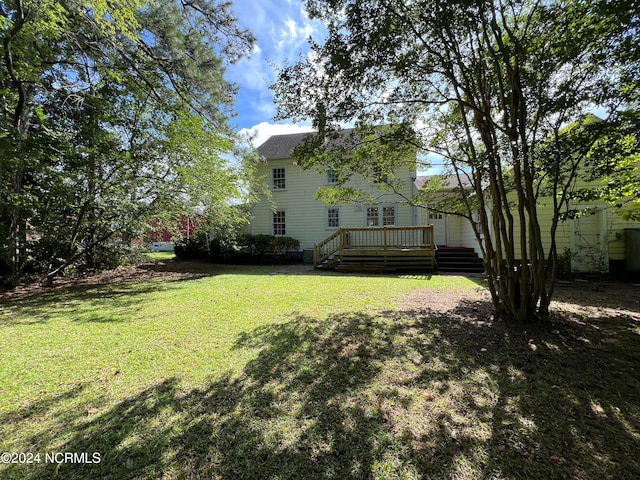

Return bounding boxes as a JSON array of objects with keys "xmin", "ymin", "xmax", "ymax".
[
  {"xmin": 237, "ymin": 234, "xmax": 300, "ymax": 257},
  {"xmin": 174, "ymin": 232, "xmax": 301, "ymax": 262},
  {"xmin": 173, "ymin": 232, "xmax": 212, "ymax": 260}
]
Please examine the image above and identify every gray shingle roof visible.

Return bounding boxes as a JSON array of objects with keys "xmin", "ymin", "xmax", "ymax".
[
  {"xmin": 257, "ymin": 132, "xmax": 313, "ymax": 160},
  {"xmin": 256, "ymin": 128, "xmax": 364, "ymax": 160}
]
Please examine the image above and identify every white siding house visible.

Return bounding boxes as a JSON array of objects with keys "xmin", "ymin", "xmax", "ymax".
[
  {"xmin": 250, "ymin": 132, "xmax": 419, "ymax": 251},
  {"xmin": 250, "ymin": 132, "xmax": 639, "ymax": 274},
  {"xmin": 415, "ymin": 174, "xmax": 640, "ymax": 274}
]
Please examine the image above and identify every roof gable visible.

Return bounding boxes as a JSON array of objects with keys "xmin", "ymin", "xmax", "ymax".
[{"xmin": 257, "ymin": 132, "xmax": 313, "ymax": 160}]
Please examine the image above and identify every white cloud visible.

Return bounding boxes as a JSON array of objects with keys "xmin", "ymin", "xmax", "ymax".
[
  {"xmin": 225, "ymin": 0, "xmax": 328, "ymax": 129},
  {"xmin": 239, "ymin": 121, "xmax": 315, "ymax": 148},
  {"xmin": 275, "ymin": 15, "xmax": 322, "ymax": 60},
  {"xmin": 284, "ymin": 18, "xmax": 299, "ymax": 39}
]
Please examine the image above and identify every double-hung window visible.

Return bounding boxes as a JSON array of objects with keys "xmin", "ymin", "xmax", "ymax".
[
  {"xmin": 327, "ymin": 208, "xmax": 340, "ymax": 228},
  {"xmin": 366, "ymin": 207, "xmax": 379, "ymax": 226},
  {"xmin": 382, "ymin": 206, "xmax": 396, "ymax": 226},
  {"xmin": 327, "ymin": 165, "xmax": 338, "ymax": 184},
  {"xmin": 372, "ymin": 166, "xmax": 388, "ymax": 184},
  {"xmin": 366, "ymin": 206, "xmax": 396, "ymax": 226},
  {"xmin": 272, "ymin": 167, "xmax": 286, "ymax": 190},
  {"xmin": 273, "ymin": 210, "xmax": 286, "ymax": 236}
]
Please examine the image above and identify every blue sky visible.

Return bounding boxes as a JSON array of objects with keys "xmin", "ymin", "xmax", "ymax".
[{"xmin": 226, "ymin": 0, "xmax": 325, "ymax": 146}]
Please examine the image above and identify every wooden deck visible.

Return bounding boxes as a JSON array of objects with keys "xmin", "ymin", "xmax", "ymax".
[{"xmin": 314, "ymin": 226, "xmax": 435, "ymax": 272}]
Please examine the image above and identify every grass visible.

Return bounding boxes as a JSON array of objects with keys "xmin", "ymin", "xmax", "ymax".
[
  {"xmin": 141, "ymin": 251, "xmax": 175, "ymax": 261},
  {"xmin": 1, "ymin": 262, "xmax": 639, "ymax": 479}
]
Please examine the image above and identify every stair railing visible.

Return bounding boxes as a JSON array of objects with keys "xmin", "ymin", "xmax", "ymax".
[{"xmin": 313, "ymin": 228, "xmax": 343, "ymax": 268}]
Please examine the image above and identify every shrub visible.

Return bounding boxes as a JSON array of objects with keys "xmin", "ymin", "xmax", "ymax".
[
  {"xmin": 174, "ymin": 232, "xmax": 210, "ymax": 260},
  {"xmin": 555, "ymin": 248, "xmax": 574, "ymax": 279},
  {"xmin": 236, "ymin": 234, "xmax": 300, "ymax": 257},
  {"xmin": 173, "ymin": 232, "xmax": 301, "ymax": 262}
]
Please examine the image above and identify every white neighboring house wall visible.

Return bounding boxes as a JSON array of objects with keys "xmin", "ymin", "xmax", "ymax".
[
  {"xmin": 415, "ymin": 173, "xmax": 640, "ymax": 272},
  {"xmin": 416, "ymin": 175, "xmax": 485, "ymax": 256},
  {"xmin": 150, "ymin": 241, "xmax": 174, "ymax": 252},
  {"xmin": 250, "ymin": 132, "xmax": 418, "ymax": 250}
]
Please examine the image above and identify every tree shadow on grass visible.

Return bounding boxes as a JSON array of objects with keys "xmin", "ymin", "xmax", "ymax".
[
  {"xmin": 0, "ymin": 277, "xmax": 199, "ymax": 325},
  {"xmin": 1, "ymin": 297, "xmax": 639, "ymax": 479},
  {"xmin": 552, "ymin": 280, "xmax": 640, "ymax": 314}
]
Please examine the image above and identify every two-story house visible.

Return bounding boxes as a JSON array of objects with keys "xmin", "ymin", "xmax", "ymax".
[
  {"xmin": 250, "ymin": 132, "xmax": 421, "ymax": 247},
  {"xmin": 249, "ymin": 131, "xmax": 437, "ymax": 271},
  {"xmin": 249, "ymin": 131, "xmax": 640, "ymax": 275}
]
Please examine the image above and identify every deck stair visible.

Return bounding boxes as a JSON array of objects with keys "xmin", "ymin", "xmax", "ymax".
[
  {"xmin": 314, "ymin": 226, "xmax": 435, "ymax": 273},
  {"xmin": 435, "ymin": 246, "xmax": 485, "ymax": 273}
]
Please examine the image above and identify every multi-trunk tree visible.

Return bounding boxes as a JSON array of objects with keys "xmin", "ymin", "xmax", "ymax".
[
  {"xmin": 274, "ymin": 0, "xmax": 639, "ymax": 322},
  {"xmin": 1, "ymin": 0, "xmax": 256, "ymax": 286}
]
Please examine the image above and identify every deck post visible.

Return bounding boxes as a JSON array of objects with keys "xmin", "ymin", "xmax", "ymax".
[{"xmin": 383, "ymin": 227, "xmax": 387, "ymax": 250}]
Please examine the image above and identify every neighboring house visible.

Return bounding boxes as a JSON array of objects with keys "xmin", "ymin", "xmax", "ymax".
[
  {"xmin": 148, "ymin": 215, "xmax": 204, "ymax": 252},
  {"xmin": 250, "ymin": 132, "xmax": 421, "ymax": 250},
  {"xmin": 509, "ymin": 195, "xmax": 640, "ymax": 274},
  {"xmin": 416, "ymin": 174, "xmax": 640, "ymax": 274}
]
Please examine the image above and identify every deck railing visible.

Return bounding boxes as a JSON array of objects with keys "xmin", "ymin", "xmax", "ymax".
[{"xmin": 314, "ymin": 225, "xmax": 434, "ymax": 267}]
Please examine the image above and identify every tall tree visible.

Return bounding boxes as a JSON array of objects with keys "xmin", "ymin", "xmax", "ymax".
[
  {"xmin": 274, "ymin": 0, "xmax": 639, "ymax": 322},
  {"xmin": 0, "ymin": 0, "xmax": 255, "ymax": 285}
]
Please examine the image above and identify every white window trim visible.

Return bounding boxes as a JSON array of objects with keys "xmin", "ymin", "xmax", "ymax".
[
  {"xmin": 372, "ymin": 166, "xmax": 389, "ymax": 185},
  {"xmin": 272, "ymin": 209, "xmax": 286, "ymax": 236},
  {"xmin": 365, "ymin": 206, "xmax": 380, "ymax": 227},
  {"xmin": 365, "ymin": 205, "xmax": 397, "ymax": 227},
  {"xmin": 428, "ymin": 205, "xmax": 444, "ymax": 221},
  {"xmin": 271, "ymin": 166, "xmax": 287, "ymax": 191},
  {"xmin": 382, "ymin": 205, "xmax": 397, "ymax": 226},
  {"xmin": 326, "ymin": 207, "xmax": 340, "ymax": 229},
  {"xmin": 327, "ymin": 165, "xmax": 338, "ymax": 184}
]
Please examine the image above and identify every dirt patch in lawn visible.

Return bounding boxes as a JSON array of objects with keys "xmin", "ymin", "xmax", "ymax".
[
  {"xmin": 1, "ymin": 260, "xmax": 320, "ymax": 300},
  {"xmin": 402, "ymin": 280, "xmax": 640, "ymax": 361},
  {"xmin": 0, "ymin": 260, "xmax": 204, "ymax": 300},
  {"xmin": 404, "ymin": 280, "xmax": 640, "ymax": 321}
]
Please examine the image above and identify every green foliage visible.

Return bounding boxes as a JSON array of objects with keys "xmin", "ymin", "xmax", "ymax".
[
  {"xmin": 1, "ymin": 269, "xmax": 639, "ymax": 479},
  {"xmin": 237, "ymin": 234, "xmax": 301, "ymax": 257},
  {"xmin": 174, "ymin": 232, "xmax": 301, "ymax": 261},
  {"xmin": 578, "ymin": 109, "xmax": 640, "ymax": 220},
  {"xmin": 0, "ymin": 0, "xmax": 257, "ymax": 285},
  {"xmin": 291, "ymin": 123, "xmax": 419, "ymax": 204},
  {"xmin": 174, "ymin": 232, "xmax": 211, "ymax": 260},
  {"xmin": 555, "ymin": 249, "xmax": 575, "ymax": 280},
  {"xmin": 274, "ymin": 0, "xmax": 639, "ymax": 322}
]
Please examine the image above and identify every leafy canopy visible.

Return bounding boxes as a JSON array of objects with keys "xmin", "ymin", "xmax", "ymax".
[
  {"xmin": 0, "ymin": 0, "xmax": 257, "ymax": 284},
  {"xmin": 274, "ymin": 0, "xmax": 639, "ymax": 322}
]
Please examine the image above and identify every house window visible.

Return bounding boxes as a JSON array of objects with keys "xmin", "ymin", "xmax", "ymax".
[
  {"xmin": 327, "ymin": 165, "xmax": 338, "ymax": 184},
  {"xmin": 382, "ymin": 206, "xmax": 396, "ymax": 226},
  {"xmin": 273, "ymin": 210, "xmax": 286, "ymax": 235},
  {"xmin": 373, "ymin": 165, "xmax": 388, "ymax": 184},
  {"xmin": 429, "ymin": 211, "xmax": 443, "ymax": 220},
  {"xmin": 327, "ymin": 208, "xmax": 340, "ymax": 228},
  {"xmin": 366, "ymin": 206, "xmax": 396, "ymax": 227},
  {"xmin": 272, "ymin": 167, "xmax": 286, "ymax": 190},
  {"xmin": 366, "ymin": 207, "xmax": 379, "ymax": 226}
]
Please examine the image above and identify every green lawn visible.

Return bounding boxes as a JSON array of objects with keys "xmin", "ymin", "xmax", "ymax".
[
  {"xmin": 1, "ymin": 263, "xmax": 639, "ymax": 479},
  {"xmin": 142, "ymin": 251, "xmax": 176, "ymax": 261}
]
